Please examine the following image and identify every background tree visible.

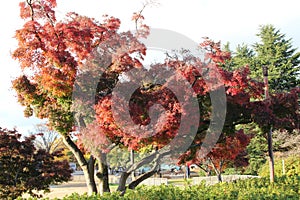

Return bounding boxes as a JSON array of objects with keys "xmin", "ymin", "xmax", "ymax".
[
  {"xmin": 253, "ymin": 24, "xmax": 300, "ymax": 92},
  {"xmin": 230, "ymin": 44, "xmax": 256, "ymax": 71},
  {"xmin": 31, "ymin": 123, "xmax": 63, "ymax": 153},
  {"xmin": 191, "ymin": 130, "xmax": 250, "ymax": 182},
  {"xmin": 245, "ymin": 127, "xmax": 268, "ymax": 175},
  {"xmin": 0, "ymin": 127, "xmax": 72, "ymax": 199}
]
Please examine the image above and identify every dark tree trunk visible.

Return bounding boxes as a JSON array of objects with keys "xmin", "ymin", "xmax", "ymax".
[
  {"xmin": 128, "ymin": 167, "xmax": 159, "ymax": 189},
  {"xmin": 117, "ymin": 171, "xmax": 131, "ymax": 193},
  {"xmin": 117, "ymin": 149, "xmax": 170, "ymax": 194},
  {"xmin": 267, "ymin": 127, "xmax": 275, "ymax": 183},
  {"xmin": 217, "ymin": 173, "xmax": 222, "ymax": 182}
]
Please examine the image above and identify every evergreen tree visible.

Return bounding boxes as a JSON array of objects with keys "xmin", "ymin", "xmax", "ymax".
[
  {"xmin": 253, "ymin": 24, "xmax": 300, "ymax": 92},
  {"xmin": 231, "ymin": 25, "xmax": 300, "ymax": 92},
  {"xmin": 231, "ymin": 44, "xmax": 256, "ymax": 71}
]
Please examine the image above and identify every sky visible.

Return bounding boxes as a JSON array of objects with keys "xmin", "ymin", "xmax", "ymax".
[{"xmin": 1, "ymin": 0, "xmax": 300, "ymax": 134}]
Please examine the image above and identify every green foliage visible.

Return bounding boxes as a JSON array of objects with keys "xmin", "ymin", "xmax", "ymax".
[
  {"xmin": 0, "ymin": 128, "xmax": 72, "ymax": 199},
  {"xmin": 231, "ymin": 24, "xmax": 300, "ymax": 92},
  {"xmin": 245, "ymin": 133, "xmax": 267, "ymax": 175},
  {"xmin": 259, "ymin": 155, "xmax": 300, "ymax": 177},
  {"xmin": 222, "ymin": 167, "xmax": 244, "ymax": 175},
  {"xmin": 230, "ymin": 43, "xmax": 256, "ymax": 71},
  {"xmin": 22, "ymin": 175, "xmax": 300, "ymax": 199},
  {"xmin": 107, "ymin": 147, "xmax": 130, "ymax": 169},
  {"xmin": 253, "ymin": 25, "xmax": 300, "ymax": 91},
  {"xmin": 235, "ymin": 123, "xmax": 266, "ymax": 175},
  {"xmin": 107, "ymin": 147, "xmax": 151, "ymax": 171}
]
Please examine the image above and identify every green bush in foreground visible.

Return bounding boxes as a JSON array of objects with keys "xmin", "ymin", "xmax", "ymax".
[{"xmin": 19, "ymin": 175, "xmax": 300, "ymax": 200}]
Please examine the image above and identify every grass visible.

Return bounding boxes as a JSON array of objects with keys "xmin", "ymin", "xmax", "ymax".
[
  {"xmin": 168, "ymin": 178, "xmax": 192, "ymax": 185},
  {"xmin": 109, "ymin": 184, "xmax": 118, "ymax": 192}
]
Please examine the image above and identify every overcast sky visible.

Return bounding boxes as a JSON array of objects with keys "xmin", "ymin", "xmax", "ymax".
[{"xmin": 1, "ymin": 0, "xmax": 300, "ymax": 134}]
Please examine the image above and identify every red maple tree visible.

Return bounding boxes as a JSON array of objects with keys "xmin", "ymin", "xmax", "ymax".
[{"xmin": 11, "ymin": 0, "xmax": 299, "ymax": 195}]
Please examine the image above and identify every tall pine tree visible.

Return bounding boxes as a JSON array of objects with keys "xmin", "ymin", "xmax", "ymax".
[
  {"xmin": 231, "ymin": 25, "xmax": 300, "ymax": 92},
  {"xmin": 253, "ymin": 24, "xmax": 300, "ymax": 92},
  {"xmin": 231, "ymin": 44, "xmax": 256, "ymax": 71}
]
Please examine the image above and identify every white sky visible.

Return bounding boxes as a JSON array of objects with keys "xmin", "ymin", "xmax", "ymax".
[{"xmin": 1, "ymin": 0, "xmax": 300, "ymax": 133}]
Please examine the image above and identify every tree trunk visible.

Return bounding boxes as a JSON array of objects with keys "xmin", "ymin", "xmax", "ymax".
[
  {"xmin": 267, "ymin": 127, "xmax": 275, "ymax": 183},
  {"xmin": 209, "ymin": 158, "xmax": 223, "ymax": 183},
  {"xmin": 117, "ymin": 171, "xmax": 131, "ymax": 193},
  {"xmin": 128, "ymin": 167, "xmax": 159, "ymax": 189},
  {"xmin": 217, "ymin": 172, "xmax": 222, "ymax": 182},
  {"xmin": 130, "ymin": 149, "xmax": 135, "ymax": 181},
  {"xmin": 62, "ymin": 135, "xmax": 97, "ymax": 194},
  {"xmin": 263, "ymin": 67, "xmax": 275, "ymax": 183},
  {"xmin": 96, "ymin": 152, "xmax": 110, "ymax": 195},
  {"xmin": 117, "ymin": 149, "xmax": 170, "ymax": 194}
]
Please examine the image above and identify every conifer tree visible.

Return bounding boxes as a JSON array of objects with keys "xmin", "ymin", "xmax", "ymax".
[{"xmin": 253, "ymin": 24, "xmax": 300, "ymax": 92}]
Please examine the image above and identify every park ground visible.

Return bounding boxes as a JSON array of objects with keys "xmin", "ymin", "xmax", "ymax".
[{"xmin": 24, "ymin": 177, "xmax": 189, "ymax": 199}]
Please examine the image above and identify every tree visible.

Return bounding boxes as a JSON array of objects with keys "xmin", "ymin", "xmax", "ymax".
[
  {"xmin": 229, "ymin": 25, "xmax": 300, "ymax": 176},
  {"xmin": 176, "ymin": 38, "xmax": 299, "ymax": 181},
  {"xmin": 12, "ymin": 0, "xmax": 146, "ymax": 195},
  {"xmin": 245, "ymin": 126, "xmax": 268, "ymax": 175},
  {"xmin": 230, "ymin": 44, "xmax": 256, "ymax": 71},
  {"xmin": 192, "ymin": 130, "xmax": 250, "ymax": 182},
  {"xmin": 230, "ymin": 25, "xmax": 300, "ymax": 91},
  {"xmin": 253, "ymin": 25, "xmax": 300, "ymax": 92},
  {"xmin": 31, "ymin": 123, "xmax": 63, "ymax": 153},
  {"xmin": 80, "ymin": 37, "xmax": 299, "ymax": 193},
  {"xmin": 0, "ymin": 127, "xmax": 72, "ymax": 199}
]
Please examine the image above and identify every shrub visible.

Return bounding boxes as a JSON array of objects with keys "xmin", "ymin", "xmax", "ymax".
[
  {"xmin": 259, "ymin": 155, "xmax": 300, "ymax": 177},
  {"xmin": 26, "ymin": 175, "xmax": 299, "ymax": 199},
  {"xmin": 125, "ymin": 176, "xmax": 300, "ymax": 199},
  {"xmin": 0, "ymin": 128, "xmax": 72, "ymax": 199}
]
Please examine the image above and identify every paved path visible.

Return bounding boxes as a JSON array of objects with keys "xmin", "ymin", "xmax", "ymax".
[{"xmin": 22, "ymin": 182, "xmax": 88, "ymax": 199}]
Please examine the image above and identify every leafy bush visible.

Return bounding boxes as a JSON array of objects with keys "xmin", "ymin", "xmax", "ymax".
[
  {"xmin": 20, "ymin": 175, "xmax": 299, "ymax": 199},
  {"xmin": 259, "ymin": 155, "xmax": 300, "ymax": 177},
  {"xmin": 0, "ymin": 128, "xmax": 72, "ymax": 199}
]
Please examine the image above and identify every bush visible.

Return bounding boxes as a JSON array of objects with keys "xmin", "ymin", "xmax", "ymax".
[
  {"xmin": 21, "ymin": 175, "xmax": 299, "ymax": 199},
  {"xmin": 259, "ymin": 155, "xmax": 300, "ymax": 177},
  {"xmin": 0, "ymin": 128, "xmax": 72, "ymax": 199}
]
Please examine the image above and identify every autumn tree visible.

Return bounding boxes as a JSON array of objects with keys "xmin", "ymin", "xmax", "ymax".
[
  {"xmin": 0, "ymin": 127, "xmax": 72, "ymax": 199},
  {"xmin": 176, "ymin": 38, "xmax": 299, "ymax": 183},
  {"xmin": 80, "ymin": 37, "xmax": 299, "ymax": 194},
  {"xmin": 11, "ymin": 0, "xmax": 145, "ymax": 194},
  {"xmin": 192, "ymin": 130, "xmax": 250, "ymax": 182}
]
